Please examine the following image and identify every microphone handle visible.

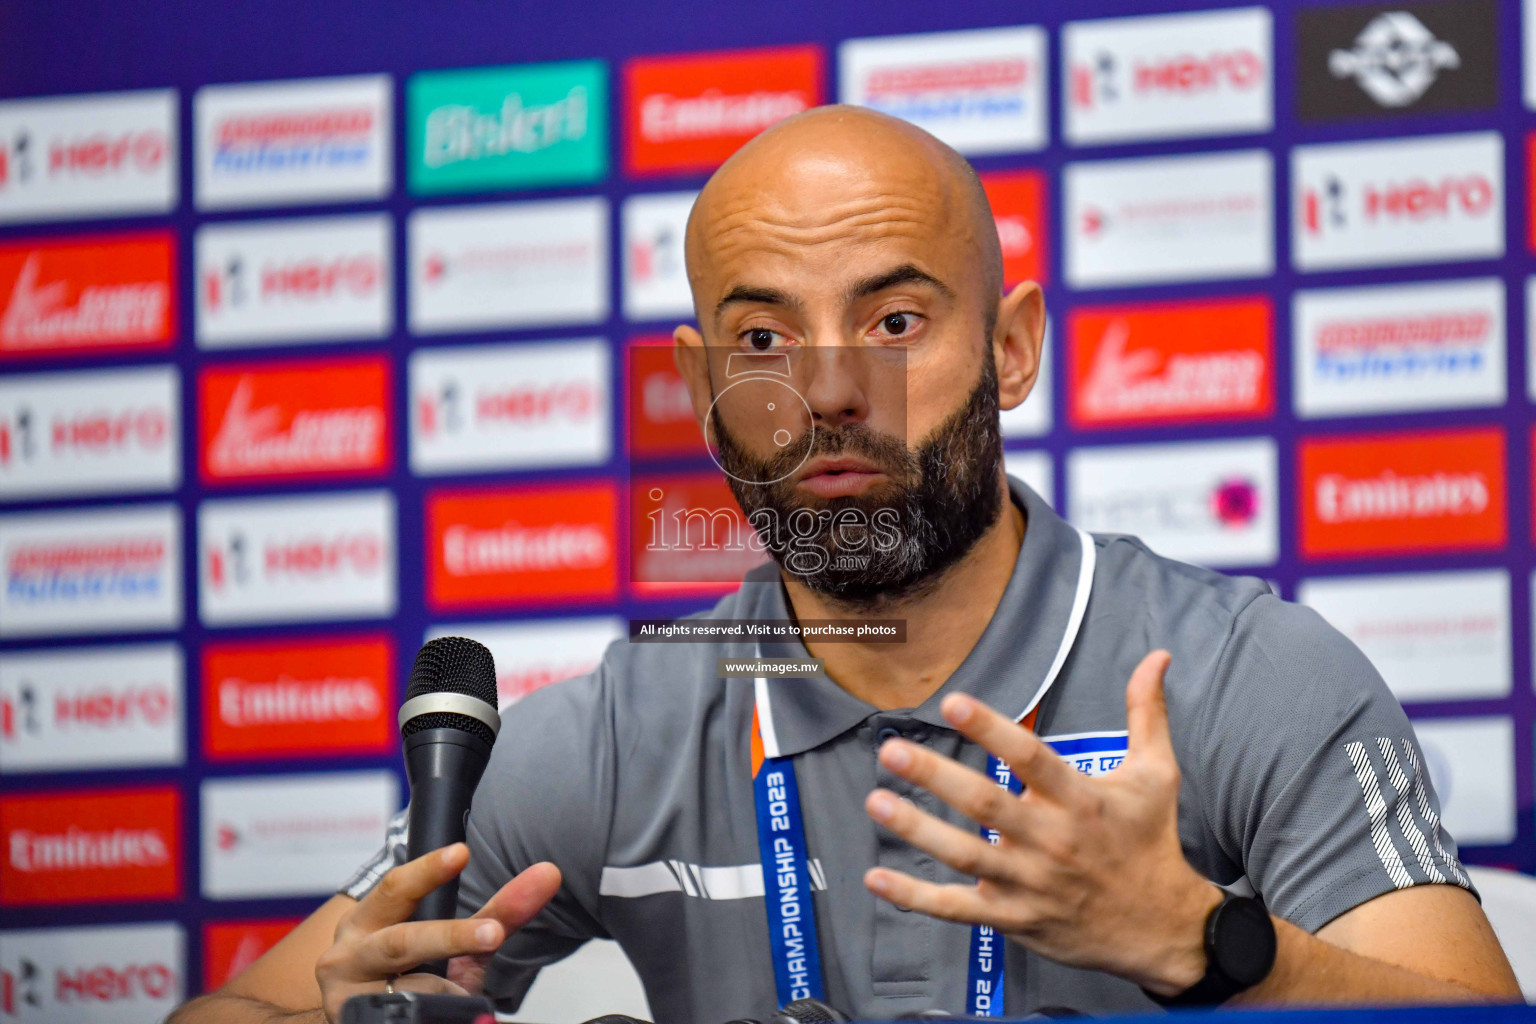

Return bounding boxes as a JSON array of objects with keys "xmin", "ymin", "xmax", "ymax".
[{"xmin": 404, "ymin": 727, "xmax": 495, "ymax": 976}]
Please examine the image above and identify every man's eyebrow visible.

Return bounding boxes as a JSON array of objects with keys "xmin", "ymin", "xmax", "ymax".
[
  {"xmin": 848, "ymin": 264, "xmax": 955, "ymax": 301},
  {"xmin": 714, "ymin": 285, "xmax": 803, "ymax": 322}
]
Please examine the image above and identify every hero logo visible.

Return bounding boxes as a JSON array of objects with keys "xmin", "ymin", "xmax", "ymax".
[
  {"xmin": 1294, "ymin": 278, "xmax": 1505, "ymax": 417},
  {"xmin": 838, "ymin": 27, "xmax": 1047, "ymax": 155},
  {"xmin": 1067, "ymin": 438, "xmax": 1278, "ymax": 568},
  {"xmin": 0, "ymin": 90, "xmax": 177, "ymax": 222},
  {"xmin": 202, "ymin": 250, "xmax": 379, "ymax": 312},
  {"xmin": 200, "ymin": 356, "xmax": 391, "ymax": 482},
  {"xmin": 0, "ymin": 504, "xmax": 181, "ymax": 638},
  {"xmin": 626, "ymin": 46, "xmax": 823, "ymax": 175},
  {"xmin": 1069, "ymin": 298, "xmax": 1272, "ymax": 428},
  {"xmin": 1328, "ymin": 12, "xmax": 1458, "ymax": 107},
  {"xmin": 979, "ymin": 170, "xmax": 1047, "ymax": 287},
  {"xmin": 198, "ymin": 491, "xmax": 396, "ymax": 626},
  {"xmin": 1300, "ymin": 428, "xmax": 1506, "ymax": 559},
  {"xmin": 0, "ymin": 366, "xmax": 178, "ymax": 501},
  {"xmin": 1063, "ymin": 8, "xmax": 1272, "ymax": 144},
  {"xmin": 0, "ymin": 922, "xmax": 183, "ymax": 1021},
  {"xmin": 0, "ymin": 787, "xmax": 181, "ymax": 905},
  {"xmin": 196, "ymin": 214, "xmax": 391, "ymax": 348},
  {"xmin": 628, "ymin": 341, "xmax": 705, "ymax": 458},
  {"xmin": 1293, "ymin": 132, "xmax": 1503, "ymax": 270},
  {"xmin": 195, "ymin": 75, "xmax": 391, "ymax": 208},
  {"xmin": 0, "ymin": 233, "xmax": 175, "ymax": 358},
  {"xmin": 0, "ymin": 644, "xmax": 183, "ymax": 773},
  {"xmin": 203, "ymin": 635, "xmax": 393, "ymax": 760},
  {"xmin": 427, "ymin": 483, "xmax": 619, "ymax": 609},
  {"xmin": 411, "ymin": 339, "xmax": 609, "ymax": 474}
]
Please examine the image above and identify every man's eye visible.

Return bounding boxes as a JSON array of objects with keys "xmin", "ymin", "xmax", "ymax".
[
  {"xmin": 744, "ymin": 328, "xmax": 782, "ymax": 350},
  {"xmin": 879, "ymin": 313, "xmax": 914, "ymax": 336}
]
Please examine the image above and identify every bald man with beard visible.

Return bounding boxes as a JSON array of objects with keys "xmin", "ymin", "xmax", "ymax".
[{"xmin": 170, "ymin": 107, "xmax": 1519, "ymax": 1024}]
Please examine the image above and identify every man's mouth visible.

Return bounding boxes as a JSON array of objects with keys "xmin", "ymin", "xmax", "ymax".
[{"xmin": 796, "ymin": 456, "xmax": 887, "ymax": 498}]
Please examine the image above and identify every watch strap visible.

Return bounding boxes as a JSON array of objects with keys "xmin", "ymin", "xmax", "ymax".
[{"xmin": 1144, "ymin": 892, "xmax": 1275, "ymax": 1009}]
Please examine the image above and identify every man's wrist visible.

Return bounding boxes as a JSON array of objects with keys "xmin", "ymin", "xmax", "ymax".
[{"xmin": 1137, "ymin": 879, "xmax": 1224, "ymax": 997}]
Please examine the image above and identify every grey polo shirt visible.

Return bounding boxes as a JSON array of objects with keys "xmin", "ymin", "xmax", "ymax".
[{"xmin": 344, "ymin": 477, "xmax": 1471, "ymax": 1023}]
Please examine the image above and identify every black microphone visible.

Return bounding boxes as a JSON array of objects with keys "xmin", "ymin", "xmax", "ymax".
[{"xmin": 401, "ymin": 636, "xmax": 501, "ymax": 976}]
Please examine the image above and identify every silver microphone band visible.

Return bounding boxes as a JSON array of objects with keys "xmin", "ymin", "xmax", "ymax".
[{"xmin": 398, "ymin": 692, "xmax": 502, "ymax": 736}]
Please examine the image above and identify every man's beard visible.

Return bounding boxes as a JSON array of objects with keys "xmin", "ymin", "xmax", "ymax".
[{"xmin": 712, "ymin": 353, "xmax": 1005, "ymax": 606}]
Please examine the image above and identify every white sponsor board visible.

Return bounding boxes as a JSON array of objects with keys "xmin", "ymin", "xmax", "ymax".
[
  {"xmin": 409, "ymin": 198, "xmax": 609, "ymax": 334},
  {"xmin": 1062, "ymin": 7, "xmax": 1272, "ymax": 145},
  {"xmin": 838, "ymin": 26, "xmax": 1048, "ymax": 154},
  {"xmin": 1298, "ymin": 570, "xmax": 1510, "ymax": 703},
  {"xmin": 1525, "ymin": 0, "xmax": 1536, "ymax": 110},
  {"xmin": 195, "ymin": 213, "xmax": 392, "ymax": 348},
  {"xmin": 1412, "ymin": 716, "xmax": 1515, "ymax": 846},
  {"xmin": 428, "ymin": 616, "xmax": 624, "ymax": 707},
  {"xmin": 1293, "ymin": 278, "xmax": 1505, "ymax": 417},
  {"xmin": 1064, "ymin": 149, "xmax": 1273, "ymax": 288},
  {"xmin": 1003, "ymin": 449, "xmax": 1054, "ymax": 508},
  {"xmin": 0, "ymin": 90, "xmax": 177, "ymax": 223},
  {"xmin": 0, "ymin": 922, "xmax": 184, "ymax": 1024},
  {"xmin": 622, "ymin": 191, "xmax": 696, "ymax": 322},
  {"xmin": 410, "ymin": 338, "xmax": 611, "ymax": 474},
  {"xmin": 0, "ymin": 503, "xmax": 181, "ymax": 638},
  {"xmin": 1067, "ymin": 437, "xmax": 1278, "ymax": 568},
  {"xmin": 198, "ymin": 490, "xmax": 396, "ymax": 626},
  {"xmin": 999, "ymin": 324, "xmax": 1053, "ymax": 439},
  {"xmin": 0, "ymin": 365, "xmax": 180, "ymax": 500},
  {"xmin": 1527, "ymin": 277, "xmax": 1536, "ymax": 402},
  {"xmin": 194, "ymin": 75, "xmax": 392, "ymax": 209},
  {"xmin": 0, "ymin": 643, "xmax": 184, "ymax": 773},
  {"xmin": 201, "ymin": 771, "xmax": 398, "ymax": 899},
  {"xmin": 1292, "ymin": 132, "xmax": 1503, "ymax": 271}
]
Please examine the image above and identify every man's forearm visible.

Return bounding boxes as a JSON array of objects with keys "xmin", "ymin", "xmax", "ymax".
[
  {"xmin": 167, "ymin": 993, "xmax": 327, "ymax": 1024},
  {"xmin": 1234, "ymin": 917, "xmax": 1518, "ymax": 1006}
]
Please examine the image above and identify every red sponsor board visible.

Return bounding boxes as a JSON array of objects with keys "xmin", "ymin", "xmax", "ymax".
[
  {"xmin": 0, "ymin": 232, "xmax": 175, "ymax": 359},
  {"xmin": 980, "ymin": 170, "xmax": 1047, "ymax": 287},
  {"xmin": 628, "ymin": 338, "xmax": 705, "ymax": 458},
  {"xmin": 0, "ymin": 786, "xmax": 181, "ymax": 905},
  {"xmin": 198, "ymin": 355, "xmax": 391, "ymax": 483},
  {"xmin": 1068, "ymin": 297, "xmax": 1272, "ymax": 429},
  {"xmin": 202, "ymin": 634, "xmax": 394, "ymax": 760},
  {"xmin": 1300, "ymin": 427, "xmax": 1506, "ymax": 560},
  {"xmin": 203, "ymin": 918, "xmax": 302, "ymax": 990},
  {"xmin": 427, "ymin": 482, "xmax": 619, "ymax": 610},
  {"xmin": 626, "ymin": 46, "xmax": 823, "ymax": 175},
  {"xmin": 631, "ymin": 471, "xmax": 767, "ymax": 596}
]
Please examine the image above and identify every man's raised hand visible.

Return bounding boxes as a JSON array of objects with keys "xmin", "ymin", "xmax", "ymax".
[
  {"xmin": 862, "ymin": 650, "xmax": 1223, "ymax": 996},
  {"xmin": 315, "ymin": 843, "xmax": 561, "ymax": 1022}
]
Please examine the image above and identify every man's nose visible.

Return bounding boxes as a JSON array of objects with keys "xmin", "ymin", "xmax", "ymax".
[{"xmin": 799, "ymin": 347, "xmax": 872, "ymax": 429}]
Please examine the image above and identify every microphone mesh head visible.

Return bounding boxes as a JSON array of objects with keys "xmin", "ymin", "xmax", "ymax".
[{"xmin": 402, "ymin": 637, "xmax": 498, "ymax": 743}]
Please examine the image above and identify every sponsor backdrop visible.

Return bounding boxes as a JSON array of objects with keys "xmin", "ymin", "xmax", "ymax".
[{"xmin": 0, "ymin": 0, "xmax": 1534, "ymax": 1016}]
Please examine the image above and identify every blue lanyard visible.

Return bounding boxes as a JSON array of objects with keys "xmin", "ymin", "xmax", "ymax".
[{"xmin": 751, "ymin": 739, "xmax": 1026, "ymax": 1015}]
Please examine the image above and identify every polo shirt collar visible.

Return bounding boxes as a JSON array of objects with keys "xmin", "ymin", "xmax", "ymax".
[{"xmin": 746, "ymin": 477, "xmax": 1095, "ymax": 758}]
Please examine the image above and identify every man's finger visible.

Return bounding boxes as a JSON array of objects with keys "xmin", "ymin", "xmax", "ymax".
[
  {"xmin": 864, "ymin": 868, "xmax": 1009, "ymax": 930},
  {"xmin": 1125, "ymin": 650, "xmax": 1175, "ymax": 763},
  {"xmin": 346, "ymin": 844, "xmax": 471, "ymax": 935},
  {"xmin": 347, "ymin": 917, "xmax": 505, "ymax": 981},
  {"xmin": 878, "ymin": 739, "xmax": 1028, "ymax": 835},
  {"xmin": 470, "ymin": 861, "xmax": 562, "ymax": 931},
  {"xmin": 865, "ymin": 789, "xmax": 1032, "ymax": 883},
  {"xmin": 938, "ymin": 693, "xmax": 1078, "ymax": 802}
]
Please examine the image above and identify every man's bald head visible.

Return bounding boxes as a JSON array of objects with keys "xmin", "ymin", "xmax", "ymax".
[{"xmin": 685, "ymin": 105, "xmax": 1004, "ymax": 320}]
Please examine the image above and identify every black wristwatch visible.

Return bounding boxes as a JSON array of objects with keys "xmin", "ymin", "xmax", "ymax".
[{"xmin": 1144, "ymin": 892, "xmax": 1277, "ymax": 1008}]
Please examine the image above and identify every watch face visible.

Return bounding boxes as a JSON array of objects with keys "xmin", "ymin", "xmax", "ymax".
[{"xmin": 1212, "ymin": 897, "xmax": 1278, "ymax": 987}]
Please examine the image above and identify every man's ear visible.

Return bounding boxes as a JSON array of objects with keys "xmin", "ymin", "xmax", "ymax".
[
  {"xmin": 994, "ymin": 281, "xmax": 1045, "ymax": 415},
  {"xmin": 672, "ymin": 324, "xmax": 715, "ymax": 435}
]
